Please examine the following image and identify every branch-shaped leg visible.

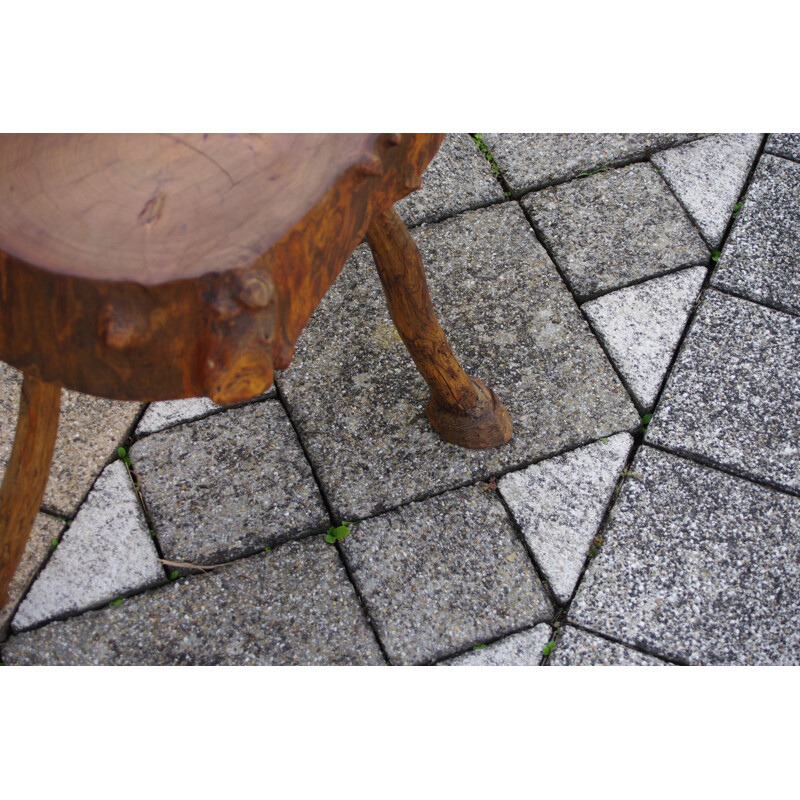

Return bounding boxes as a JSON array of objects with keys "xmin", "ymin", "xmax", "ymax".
[
  {"xmin": 365, "ymin": 206, "xmax": 512, "ymax": 449},
  {"xmin": 0, "ymin": 373, "xmax": 60, "ymax": 609}
]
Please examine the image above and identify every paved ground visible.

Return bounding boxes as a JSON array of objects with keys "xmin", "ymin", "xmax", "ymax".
[{"xmin": 2, "ymin": 132, "xmax": 799, "ymax": 666}]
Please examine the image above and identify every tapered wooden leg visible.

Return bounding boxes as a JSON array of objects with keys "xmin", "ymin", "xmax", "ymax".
[
  {"xmin": 365, "ymin": 206, "xmax": 512, "ymax": 449},
  {"xmin": 0, "ymin": 373, "xmax": 60, "ymax": 609}
]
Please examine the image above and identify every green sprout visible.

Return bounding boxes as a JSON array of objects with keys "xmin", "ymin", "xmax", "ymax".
[
  {"xmin": 325, "ymin": 522, "xmax": 353, "ymax": 544},
  {"xmin": 542, "ymin": 641, "xmax": 555, "ymax": 656}
]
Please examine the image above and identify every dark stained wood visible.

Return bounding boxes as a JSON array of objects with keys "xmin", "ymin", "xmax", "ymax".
[
  {"xmin": 0, "ymin": 374, "xmax": 60, "ymax": 608},
  {"xmin": 365, "ymin": 207, "xmax": 513, "ymax": 449}
]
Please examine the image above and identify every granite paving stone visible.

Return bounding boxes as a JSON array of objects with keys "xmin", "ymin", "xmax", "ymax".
[
  {"xmin": 582, "ymin": 267, "xmax": 707, "ymax": 410},
  {"xmin": 498, "ymin": 434, "xmax": 633, "ymax": 604},
  {"xmin": 548, "ymin": 625, "xmax": 670, "ymax": 666},
  {"xmin": 277, "ymin": 203, "xmax": 638, "ymax": 520},
  {"xmin": 439, "ymin": 624, "xmax": 552, "ymax": 666},
  {"xmin": 569, "ymin": 447, "xmax": 800, "ymax": 665},
  {"xmin": 647, "ymin": 290, "xmax": 800, "ymax": 494},
  {"xmin": 0, "ymin": 361, "xmax": 143, "ymax": 516},
  {"xmin": 395, "ymin": 133, "xmax": 505, "ymax": 228},
  {"xmin": 651, "ymin": 134, "xmax": 762, "ymax": 248},
  {"xmin": 339, "ymin": 484, "xmax": 553, "ymax": 665},
  {"xmin": 1, "ymin": 536, "xmax": 385, "ymax": 665},
  {"xmin": 11, "ymin": 460, "xmax": 164, "ymax": 632},
  {"xmin": 130, "ymin": 400, "xmax": 329, "ymax": 565},
  {"xmin": 0, "ymin": 513, "xmax": 64, "ymax": 641},
  {"xmin": 710, "ymin": 154, "xmax": 800, "ymax": 315},
  {"xmin": 481, "ymin": 133, "xmax": 704, "ymax": 194},
  {"xmin": 522, "ymin": 162, "xmax": 709, "ymax": 299},
  {"xmin": 765, "ymin": 132, "xmax": 800, "ymax": 163}
]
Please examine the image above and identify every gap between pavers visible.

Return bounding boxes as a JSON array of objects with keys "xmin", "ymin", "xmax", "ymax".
[
  {"xmin": 438, "ymin": 624, "xmax": 552, "ymax": 666},
  {"xmin": 480, "ymin": 133, "xmax": 704, "ymax": 195},
  {"xmin": 498, "ymin": 433, "xmax": 633, "ymax": 605},
  {"xmin": 647, "ymin": 289, "xmax": 800, "ymax": 494},
  {"xmin": 130, "ymin": 400, "xmax": 330, "ymax": 566},
  {"xmin": 651, "ymin": 133, "xmax": 762, "ymax": 249},
  {"xmin": 339, "ymin": 483, "xmax": 553, "ymax": 666},
  {"xmin": 1, "ymin": 536, "xmax": 386, "ymax": 666},
  {"xmin": 568, "ymin": 446, "xmax": 800, "ymax": 665},
  {"xmin": 277, "ymin": 202, "xmax": 638, "ymax": 521},
  {"xmin": 711, "ymin": 153, "xmax": 800, "ymax": 316},
  {"xmin": 548, "ymin": 625, "xmax": 671, "ymax": 666},
  {"xmin": 521, "ymin": 162, "xmax": 709, "ymax": 300},
  {"xmin": 11, "ymin": 459, "xmax": 164, "ymax": 632},
  {"xmin": 582, "ymin": 267, "xmax": 707, "ymax": 411}
]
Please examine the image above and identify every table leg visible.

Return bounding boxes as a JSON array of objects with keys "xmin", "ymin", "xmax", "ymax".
[
  {"xmin": 365, "ymin": 206, "xmax": 512, "ymax": 449},
  {"xmin": 0, "ymin": 373, "xmax": 60, "ymax": 609}
]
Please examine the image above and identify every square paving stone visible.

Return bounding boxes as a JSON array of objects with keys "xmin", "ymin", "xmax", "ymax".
[
  {"xmin": 481, "ymin": 133, "xmax": 703, "ymax": 194},
  {"xmin": 710, "ymin": 154, "xmax": 800, "ymax": 316},
  {"xmin": 548, "ymin": 625, "xmax": 670, "ymax": 666},
  {"xmin": 765, "ymin": 133, "xmax": 800, "ymax": 163},
  {"xmin": 647, "ymin": 290, "xmax": 800, "ymax": 494},
  {"xmin": 339, "ymin": 484, "xmax": 553, "ymax": 665},
  {"xmin": 0, "ymin": 361, "xmax": 143, "ymax": 516},
  {"xmin": 277, "ymin": 203, "xmax": 638, "ymax": 521},
  {"xmin": 439, "ymin": 624, "xmax": 552, "ymax": 666},
  {"xmin": 395, "ymin": 133, "xmax": 505, "ymax": 228},
  {"xmin": 11, "ymin": 460, "xmax": 164, "ymax": 632},
  {"xmin": 1, "ymin": 536, "xmax": 385, "ymax": 665},
  {"xmin": 569, "ymin": 447, "xmax": 800, "ymax": 665},
  {"xmin": 522, "ymin": 162, "xmax": 709, "ymax": 299},
  {"xmin": 129, "ymin": 400, "xmax": 329, "ymax": 566},
  {"xmin": 0, "ymin": 513, "xmax": 64, "ymax": 641}
]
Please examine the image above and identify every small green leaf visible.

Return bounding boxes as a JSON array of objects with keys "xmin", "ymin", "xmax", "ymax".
[
  {"xmin": 733, "ymin": 201, "xmax": 743, "ymax": 216},
  {"xmin": 711, "ymin": 250, "xmax": 721, "ymax": 262},
  {"xmin": 542, "ymin": 641, "xmax": 555, "ymax": 656},
  {"xmin": 641, "ymin": 413, "xmax": 653, "ymax": 427},
  {"xmin": 169, "ymin": 570, "xmax": 179, "ymax": 581},
  {"xmin": 601, "ymin": 437, "xmax": 609, "ymax": 443},
  {"xmin": 110, "ymin": 597, "xmax": 124, "ymax": 606},
  {"xmin": 50, "ymin": 538, "xmax": 59, "ymax": 551},
  {"xmin": 473, "ymin": 644, "xmax": 487, "ymax": 650},
  {"xmin": 325, "ymin": 534, "xmax": 337, "ymax": 544},
  {"xmin": 117, "ymin": 446, "xmax": 127, "ymax": 459},
  {"xmin": 264, "ymin": 545, "xmax": 272, "ymax": 551}
]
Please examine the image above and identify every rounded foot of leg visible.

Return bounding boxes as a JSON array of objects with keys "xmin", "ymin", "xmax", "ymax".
[{"xmin": 425, "ymin": 378, "xmax": 513, "ymax": 449}]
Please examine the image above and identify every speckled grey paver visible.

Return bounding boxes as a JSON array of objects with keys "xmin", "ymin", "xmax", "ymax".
[
  {"xmin": 711, "ymin": 154, "xmax": 800, "ymax": 316},
  {"xmin": 481, "ymin": 133, "xmax": 704, "ymax": 194},
  {"xmin": 11, "ymin": 460, "xmax": 164, "ymax": 632},
  {"xmin": 765, "ymin": 133, "xmax": 800, "ymax": 163},
  {"xmin": 549, "ymin": 625, "xmax": 670, "ymax": 666},
  {"xmin": 499, "ymin": 434, "xmax": 632, "ymax": 604},
  {"xmin": 522, "ymin": 163, "xmax": 709, "ymax": 299},
  {"xmin": 0, "ymin": 362, "xmax": 143, "ymax": 516},
  {"xmin": 0, "ymin": 513, "xmax": 64, "ymax": 641},
  {"xmin": 130, "ymin": 400, "xmax": 329, "ymax": 565},
  {"xmin": 582, "ymin": 267, "xmax": 706, "ymax": 410},
  {"xmin": 647, "ymin": 290, "xmax": 800, "ymax": 493},
  {"xmin": 651, "ymin": 134, "xmax": 762, "ymax": 248},
  {"xmin": 395, "ymin": 133, "xmax": 505, "ymax": 227},
  {"xmin": 277, "ymin": 203, "xmax": 638, "ymax": 520},
  {"xmin": 136, "ymin": 390, "xmax": 277, "ymax": 437},
  {"xmin": 339, "ymin": 484, "xmax": 552, "ymax": 665},
  {"xmin": 569, "ymin": 447, "xmax": 800, "ymax": 665},
  {"xmin": 1, "ymin": 536, "xmax": 385, "ymax": 665},
  {"xmin": 439, "ymin": 624, "xmax": 552, "ymax": 666}
]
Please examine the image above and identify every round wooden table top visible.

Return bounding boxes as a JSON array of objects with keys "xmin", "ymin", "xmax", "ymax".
[{"xmin": 0, "ymin": 133, "xmax": 386, "ymax": 285}]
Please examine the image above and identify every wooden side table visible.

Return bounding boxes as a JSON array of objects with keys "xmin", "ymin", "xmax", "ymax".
[{"xmin": 0, "ymin": 133, "xmax": 512, "ymax": 609}]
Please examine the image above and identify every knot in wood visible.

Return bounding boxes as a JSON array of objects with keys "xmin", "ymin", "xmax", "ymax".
[{"xmin": 238, "ymin": 273, "xmax": 275, "ymax": 309}]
